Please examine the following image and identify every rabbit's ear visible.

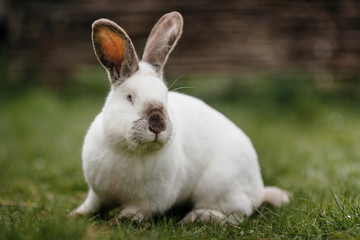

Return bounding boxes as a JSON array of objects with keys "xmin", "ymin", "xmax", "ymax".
[
  {"xmin": 92, "ymin": 19, "xmax": 139, "ymax": 84},
  {"xmin": 142, "ymin": 12, "xmax": 183, "ymax": 77}
]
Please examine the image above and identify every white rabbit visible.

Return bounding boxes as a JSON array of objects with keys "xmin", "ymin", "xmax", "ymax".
[{"xmin": 71, "ymin": 11, "xmax": 289, "ymax": 224}]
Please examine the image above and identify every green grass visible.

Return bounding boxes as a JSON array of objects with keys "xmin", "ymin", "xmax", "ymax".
[{"xmin": 1, "ymin": 72, "xmax": 360, "ymax": 239}]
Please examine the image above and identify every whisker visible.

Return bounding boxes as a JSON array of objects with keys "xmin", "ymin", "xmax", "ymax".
[
  {"xmin": 171, "ymin": 86, "xmax": 196, "ymax": 92},
  {"xmin": 104, "ymin": 137, "xmax": 127, "ymax": 146},
  {"xmin": 127, "ymin": 141, "xmax": 137, "ymax": 153},
  {"xmin": 119, "ymin": 147, "xmax": 132, "ymax": 156},
  {"xmin": 168, "ymin": 73, "xmax": 185, "ymax": 90}
]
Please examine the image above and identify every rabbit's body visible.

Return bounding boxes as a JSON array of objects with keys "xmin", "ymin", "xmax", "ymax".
[{"xmin": 72, "ymin": 12, "xmax": 289, "ymax": 223}]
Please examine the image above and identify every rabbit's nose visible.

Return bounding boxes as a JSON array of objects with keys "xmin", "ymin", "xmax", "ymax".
[{"xmin": 148, "ymin": 110, "xmax": 166, "ymax": 134}]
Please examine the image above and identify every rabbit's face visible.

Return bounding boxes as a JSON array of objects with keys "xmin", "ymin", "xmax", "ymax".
[
  {"xmin": 103, "ymin": 63, "xmax": 173, "ymax": 152},
  {"xmin": 91, "ymin": 12, "xmax": 183, "ymax": 153}
]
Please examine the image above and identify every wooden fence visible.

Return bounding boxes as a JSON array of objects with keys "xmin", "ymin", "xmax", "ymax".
[{"xmin": 2, "ymin": 0, "xmax": 360, "ymax": 85}]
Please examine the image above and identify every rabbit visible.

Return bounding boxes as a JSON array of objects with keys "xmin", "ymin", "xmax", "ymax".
[{"xmin": 71, "ymin": 11, "xmax": 290, "ymax": 224}]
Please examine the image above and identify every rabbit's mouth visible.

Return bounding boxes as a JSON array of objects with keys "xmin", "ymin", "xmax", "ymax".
[
  {"xmin": 126, "ymin": 118, "xmax": 172, "ymax": 152},
  {"xmin": 126, "ymin": 135, "xmax": 167, "ymax": 153}
]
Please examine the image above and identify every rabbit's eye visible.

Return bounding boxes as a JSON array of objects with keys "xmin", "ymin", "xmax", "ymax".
[{"xmin": 127, "ymin": 94, "xmax": 133, "ymax": 103}]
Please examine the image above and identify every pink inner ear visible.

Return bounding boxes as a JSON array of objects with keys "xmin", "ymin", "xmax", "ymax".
[{"xmin": 96, "ymin": 26, "xmax": 125, "ymax": 67}]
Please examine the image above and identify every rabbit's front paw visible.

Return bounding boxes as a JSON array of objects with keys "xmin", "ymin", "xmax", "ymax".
[
  {"xmin": 181, "ymin": 208, "xmax": 244, "ymax": 225},
  {"xmin": 110, "ymin": 208, "xmax": 148, "ymax": 225},
  {"xmin": 181, "ymin": 209, "xmax": 226, "ymax": 224}
]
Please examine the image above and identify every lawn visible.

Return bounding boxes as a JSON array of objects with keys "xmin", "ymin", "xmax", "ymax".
[{"xmin": 1, "ymin": 71, "xmax": 360, "ymax": 239}]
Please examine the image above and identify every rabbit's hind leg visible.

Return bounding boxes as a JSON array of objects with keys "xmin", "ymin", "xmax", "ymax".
[
  {"xmin": 70, "ymin": 189, "xmax": 102, "ymax": 216},
  {"xmin": 181, "ymin": 191, "xmax": 257, "ymax": 224}
]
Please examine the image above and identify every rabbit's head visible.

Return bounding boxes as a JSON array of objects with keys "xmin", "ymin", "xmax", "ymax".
[{"xmin": 92, "ymin": 12, "xmax": 183, "ymax": 153}]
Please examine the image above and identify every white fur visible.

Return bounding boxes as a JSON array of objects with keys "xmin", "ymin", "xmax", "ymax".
[{"xmin": 71, "ymin": 12, "xmax": 289, "ymax": 223}]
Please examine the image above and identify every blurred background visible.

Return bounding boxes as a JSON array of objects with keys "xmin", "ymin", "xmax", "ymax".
[
  {"xmin": 1, "ymin": 2, "xmax": 360, "ymax": 237},
  {"xmin": 1, "ymin": 0, "xmax": 359, "ymax": 98}
]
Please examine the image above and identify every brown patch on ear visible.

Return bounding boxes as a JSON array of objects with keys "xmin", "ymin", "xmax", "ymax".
[
  {"xmin": 95, "ymin": 26, "xmax": 126, "ymax": 70},
  {"xmin": 92, "ymin": 19, "xmax": 139, "ymax": 84}
]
